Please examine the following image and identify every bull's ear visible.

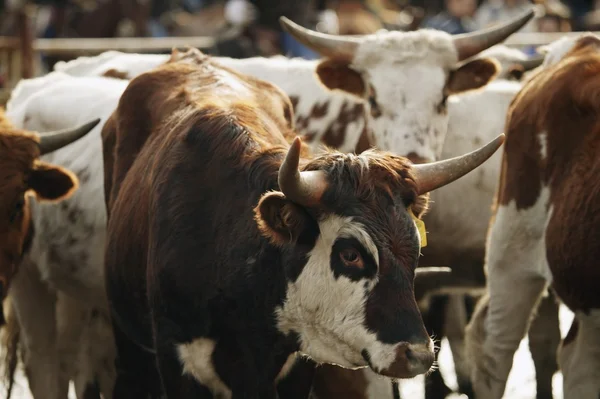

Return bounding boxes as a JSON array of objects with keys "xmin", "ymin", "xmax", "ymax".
[
  {"xmin": 445, "ymin": 58, "xmax": 499, "ymax": 95},
  {"xmin": 315, "ymin": 59, "xmax": 366, "ymax": 98},
  {"xmin": 254, "ymin": 191, "xmax": 312, "ymax": 246},
  {"xmin": 29, "ymin": 162, "xmax": 79, "ymax": 202}
]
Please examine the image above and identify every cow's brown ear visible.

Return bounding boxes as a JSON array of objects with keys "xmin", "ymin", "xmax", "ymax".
[
  {"xmin": 254, "ymin": 191, "xmax": 311, "ymax": 246},
  {"xmin": 446, "ymin": 58, "xmax": 499, "ymax": 95},
  {"xmin": 28, "ymin": 162, "xmax": 79, "ymax": 202},
  {"xmin": 315, "ymin": 59, "xmax": 366, "ymax": 98}
]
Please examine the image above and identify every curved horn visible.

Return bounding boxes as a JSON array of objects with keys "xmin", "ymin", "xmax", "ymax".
[
  {"xmin": 38, "ymin": 118, "xmax": 101, "ymax": 155},
  {"xmin": 412, "ymin": 134, "xmax": 505, "ymax": 195},
  {"xmin": 453, "ymin": 8, "xmax": 535, "ymax": 61},
  {"xmin": 278, "ymin": 137, "xmax": 328, "ymax": 207},
  {"xmin": 279, "ymin": 16, "xmax": 361, "ymax": 60},
  {"xmin": 515, "ymin": 54, "xmax": 545, "ymax": 71}
]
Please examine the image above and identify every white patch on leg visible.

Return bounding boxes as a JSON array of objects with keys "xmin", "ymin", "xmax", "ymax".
[
  {"xmin": 559, "ymin": 309, "xmax": 600, "ymax": 398},
  {"xmin": 177, "ymin": 338, "xmax": 232, "ymax": 399},
  {"xmin": 472, "ymin": 187, "xmax": 553, "ymax": 398},
  {"xmin": 275, "ymin": 215, "xmax": 411, "ymax": 373}
]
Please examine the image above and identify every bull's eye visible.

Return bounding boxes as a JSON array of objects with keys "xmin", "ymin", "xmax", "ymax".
[{"xmin": 340, "ymin": 248, "xmax": 364, "ymax": 268}]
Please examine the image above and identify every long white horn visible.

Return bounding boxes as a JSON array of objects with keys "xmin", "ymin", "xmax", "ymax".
[
  {"xmin": 39, "ymin": 118, "xmax": 101, "ymax": 155},
  {"xmin": 412, "ymin": 134, "xmax": 505, "ymax": 195},
  {"xmin": 453, "ymin": 8, "xmax": 535, "ymax": 61},
  {"xmin": 279, "ymin": 16, "xmax": 360, "ymax": 60}
]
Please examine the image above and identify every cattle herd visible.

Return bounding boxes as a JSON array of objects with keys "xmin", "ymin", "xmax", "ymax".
[{"xmin": 0, "ymin": 7, "xmax": 598, "ymax": 399}]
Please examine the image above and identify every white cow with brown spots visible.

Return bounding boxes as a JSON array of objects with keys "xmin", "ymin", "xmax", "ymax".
[
  {"xmin": 466, "ymin": 33, "xmax": 600, "ymax": 399},
  {"xmin": 2, "ymin": 72, "xmax": 129, "ymax": 399}
]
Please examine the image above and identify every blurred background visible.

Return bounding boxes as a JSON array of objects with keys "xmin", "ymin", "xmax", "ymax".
[{"xmin": 0, "ymin": 0, "xmax": 593, "ymax": 98}]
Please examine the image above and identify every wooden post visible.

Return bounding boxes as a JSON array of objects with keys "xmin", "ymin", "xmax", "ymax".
[{"xmin": 17, "ymin": 6, "xmax": 34, "ymax": 79}]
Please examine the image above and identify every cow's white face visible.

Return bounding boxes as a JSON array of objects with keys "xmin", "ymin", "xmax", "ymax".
[
  {"xmin": 276, "ymin": 215, "xmax": 384, "ymax": 367},
  {"xmin": 315, "ymin": 30, "xmax": 499, "ymax": 162}
]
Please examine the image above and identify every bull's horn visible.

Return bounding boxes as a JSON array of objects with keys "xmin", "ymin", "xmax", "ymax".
[
  {"xmin": 279, "ymin": 16, "xmax": 360, "ymax": 60},
  {"xmin": 278, "ymin": 137, "xmax": 328, "ymax": 207},
  {"xmin": 38, "ymin": 118, "xmax": 101, "ymax": 155},
  {"xmin": 516, "ymin": 54, "xmax": 545, "ymax": 71},
  {"xmin": 453, "ymin": 8, "xmax": 535, "ymax": 61},
  {"xmin": 412, "ymin": 134, "xmax": 505, "ymax": 195}
]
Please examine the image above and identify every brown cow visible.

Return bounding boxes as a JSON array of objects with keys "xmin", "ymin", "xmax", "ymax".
[
  {"xmin": 0, "ymin": 108, "xmax": 99, "ymax": 302},
  {"xmin": 101, "ymin": 47, "xmax": 504, "ymax": 398},
  {"xmin": 466, "ymin": 33, "xmax": 600, "ymax": 399},
  {"xmin": 0, "ymin": 109, "xmax": 98, "ymax": 396}
]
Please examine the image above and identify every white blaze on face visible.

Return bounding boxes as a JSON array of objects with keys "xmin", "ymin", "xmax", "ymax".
[{"xmin": 275, "ymin": 214, "xmax": 400, "ymax": 372}]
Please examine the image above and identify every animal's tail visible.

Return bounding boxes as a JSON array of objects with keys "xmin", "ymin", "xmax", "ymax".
[{"xmin": 1, "ymin": 296, "xmax": 21, "ymax": 399}]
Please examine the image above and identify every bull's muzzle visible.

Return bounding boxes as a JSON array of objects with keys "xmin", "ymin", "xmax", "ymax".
[{"xmin": 379, "ymin": 341, "xmax": 435, "ymax": 379}]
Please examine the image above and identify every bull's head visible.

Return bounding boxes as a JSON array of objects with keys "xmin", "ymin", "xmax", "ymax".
[
  {"xmin": 280, "ymin": 9, "xmax": 533, "ymax": 162},
  {"xmin": 254, "ymin": 133, "xmax": 504, "ymax": 379},
  {"xmin": 0, "ymin": 116, "xmax": 99, "ymax": 299}
]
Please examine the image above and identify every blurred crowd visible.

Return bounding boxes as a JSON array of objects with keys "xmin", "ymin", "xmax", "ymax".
[{"xmin": 0, "ymin": 0, "xmax": 598, "ymax": 64}]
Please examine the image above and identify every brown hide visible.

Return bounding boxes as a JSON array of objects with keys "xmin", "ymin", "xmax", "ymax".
[
  {"xmin": 0, "ymin": 109, "xmax": 79, "ymax": 298},
  {"xmin": 498, "ymin": 34, "xmax": 600, "ymax": 312},
  {"xmin": 102, "ymin": 46, "xmax": 295, "ymax": 339}
]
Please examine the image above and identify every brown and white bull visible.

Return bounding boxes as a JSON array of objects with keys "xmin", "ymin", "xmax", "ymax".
[
  {"xmin": 102, "ymin": 47, "xmax": 505, "ymax": 398},
  {"xmin": 465, "ymin": 33, "xmax": 600, "ymax": 399}
]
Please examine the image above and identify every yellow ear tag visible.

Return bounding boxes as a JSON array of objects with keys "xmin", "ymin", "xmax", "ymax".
[{"xmin": 408, "ymin": 208, "xmax": 427, "ymax": 248}]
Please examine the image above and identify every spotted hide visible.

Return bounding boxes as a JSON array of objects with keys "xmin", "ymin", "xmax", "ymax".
[
  {"xmin": 466, "ymin": 33, "xmax": 600, "ymax": 399},
  {"xmin": 2, "ymin": 72, "xmax": 127, "ymax": 399}
]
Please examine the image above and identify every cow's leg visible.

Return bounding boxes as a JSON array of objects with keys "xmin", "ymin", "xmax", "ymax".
[
  {"xmin": 276, "ymin": 355, "xmax": 316, "ymax": 399},
  {"xmin": 111, "ymin": 319, "xmax": 163, "ymax": 399},
  {"xmin": 558, "ymin": 310, "xmax": 600, "ymax": 399},
  {"xmin": 55, "ymin": 292, "xmax": 92, "ymax": 399},
  {"xmin": 10, "ymin": 259, "xmax": 67, "ymax": 399},
  {"xmin": 151, "ymin": 314, "xmax": 213, "ymax": 399},
  {"xmin": 466, "ymin": 198, "xmax": 549, "ymax": 399},
  {"xmin": 85, "ymin": 307, "xmax": 117, "ymax": 399},
  {"xmin": 63, "ymin": 302, "xmax": 116, "ymax": 399},
  {"xmin": 423, "ymin": 295, "xmax": 452, "ymax": 399},
  {"xmin": 527, "ymin": 290, "xmax": 560, "ymax": 399},
  {"xmin": 444, "ymin": 294, "xmax": 473, "ymax": 398}
]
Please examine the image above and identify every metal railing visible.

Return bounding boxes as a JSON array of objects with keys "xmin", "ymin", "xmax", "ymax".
[{"xmin": 0, "ymin": 29, "xmax": 598, "ymax": 104}]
